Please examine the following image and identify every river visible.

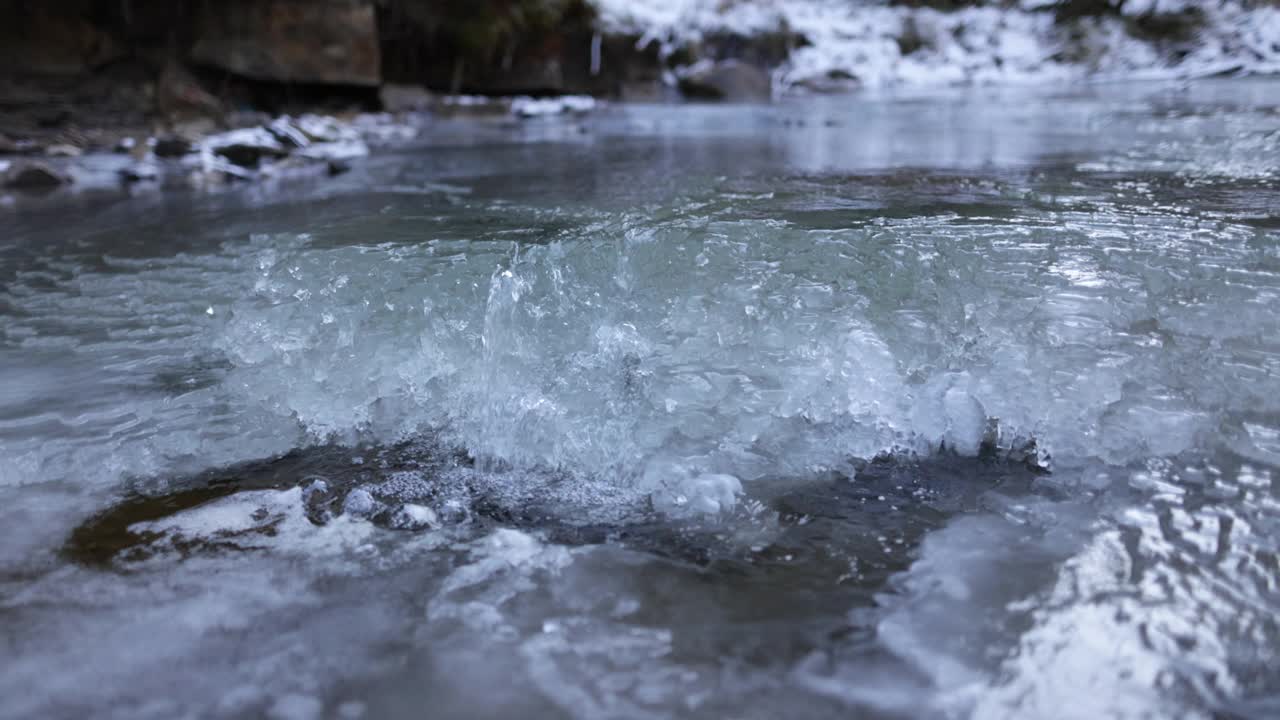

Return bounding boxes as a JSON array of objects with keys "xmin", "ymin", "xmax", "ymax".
[{"xmin": 2, "ymin": 79, "xmax": 1278, "ymax": 719}]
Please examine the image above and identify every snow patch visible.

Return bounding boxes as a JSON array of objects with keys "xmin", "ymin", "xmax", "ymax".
[{"xmin": 591, "ymin": 0, "xmax": 1280, "ymax": 91}]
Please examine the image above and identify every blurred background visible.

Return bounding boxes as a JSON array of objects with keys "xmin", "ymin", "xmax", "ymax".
[{"xmin": 1, "ymin": 0, "xmax": 1276, "ymax": 146}]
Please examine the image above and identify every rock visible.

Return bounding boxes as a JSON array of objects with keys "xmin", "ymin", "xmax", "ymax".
[
  {"xmin": 224, "ymin": 111, "xmax": 274, "ymax": 131},
  {"xmin": 118, "ymin": 162, "xmax": 159, "ymax": 183},
  {"xmin": 3, "ymin": 161, "xmax": 71, "ymax": 189},
  {"xmin": 156, "ymin": 62, "xmax": 224, "ymax": 121},
  {"xmin": 327, "ymin": 159, "xmax": 352, "ymax": 177},
  {"xmin": 301, "ymin": 478, "xmax": 329, "ymax": 499},
  {"xmin": 0, "ymin": 8, "xmax": 123, "ymax": 76},
  {"xmin": 298, "ymin": 139, "xmax": 369, "ymax": 163},
  {"xmin": 200, "ymin": 127, "xmax": 288, "ymax": 168},
  {"xmin": 258, "ymin": 155, "xmax": 333, "ymax": 181},
  {"xmin": 45, "ymin": 144, "xmax": 82, "ymax": 158},
  {"xmin": 113, "ymin": 137, "xmax": 137, "ymax": 154},
  {"xmin": 35, "ymin": 108, "xmax": 73, "ymax": 129},
  {"xmin": 186, "ymin": 152, "xmax": 257, "ymax": 187},
  {"xmin": 293, "ymin": 115, "xmax": 354, "ymax": 144},
  {"xmin": 379, "ymin": 84, "xmax": 433, "ymax": 113},
  {"xmin": 266, "ymin": 117, "xmax": 310, "ymax": 149},
  {"xmin": 342, "ymin": 488, "xmax": 380, "ymax": 518},
  {"xmin": 385, "ymin": 504, "xmax": 439, "ymax": 531},
  {"xmin": 349, "ymin": 114, "xmax": 417, "ymax": 145},
  {"xmin": 190, "ymin": 0, "xmax": 382, "ymax": 86},
  {"xmin": 511, "ymin": 95, "xmax": 597, "ymax": 118},
  {"xmin": 172, "ymin": 117, "xmax": 220, "ymax": 142},
  {"xmin": 153, "ymin": 136, "xmax": 193, "ymax": 158},
  {"xmin": 678, "ymin": 60, "xmax": 772, "ymax": 102}
]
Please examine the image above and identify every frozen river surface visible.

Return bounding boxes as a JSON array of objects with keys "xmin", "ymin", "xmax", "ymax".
[{"xmin": 2, "ymin": 80, "xmax": 1279, "ymax": 719}]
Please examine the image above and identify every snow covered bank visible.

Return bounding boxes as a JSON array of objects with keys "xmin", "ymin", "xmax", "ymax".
[{"xmin": 592, "ymin": 0, "xmax": 1280, "ymax": 92}]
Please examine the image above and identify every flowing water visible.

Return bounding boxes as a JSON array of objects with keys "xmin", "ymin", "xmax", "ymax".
[{"xmin": 2, "ymin": 80, "xmax": 1279, "ymax": 720}]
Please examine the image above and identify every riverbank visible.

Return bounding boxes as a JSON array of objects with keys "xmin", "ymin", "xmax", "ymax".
[
  {"xmin": 3, "ymin": 0, "xmax": 1278, "ymax": 206},
  {"xmin": 0, "ymin": 95, "xmax": 607, "ymax": 207}
]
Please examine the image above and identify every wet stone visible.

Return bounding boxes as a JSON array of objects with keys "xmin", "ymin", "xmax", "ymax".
[
  {"xmin": 678, "ymin": 60, "xmax": 772, "ymax": 102},
  {"xmin": 153, "ymin": 136, "xmax": 193, "ymax": 158},
  {"xmin": 117, "ymin": 162, "xmax": 159, "ymax": 183},
  {"xmin": 3, "ymin": 161, "xmax": 71, "ymax": 189}
]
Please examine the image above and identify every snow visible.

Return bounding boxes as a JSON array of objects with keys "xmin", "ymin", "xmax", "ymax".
[
  {"xmin": 511, "ymin": 95, "xmax": 598, "ymax": 117},
  {"xmin": 200, "ymin": 127, "xmax": 285, "ymax": 154},
  {"xmin": 590, "ymin": 0, "xmax": 1280, "ymax": 91}
]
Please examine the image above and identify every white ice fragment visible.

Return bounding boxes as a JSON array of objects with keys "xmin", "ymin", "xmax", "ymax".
[
  {"xmin": 298, "ymin": 139, "xmax": 369, "ymax": 162},
  {"xmin": 201, "ymin": 127, "xmax": 285, "ymax": 154},
  {"xmin": 511, "ymin": 95, "xmax": 597, "ymax": 118},
  {"xmin": 343, "ymin": 488, "xmax": 380, "ymax": 517},
  {"xmin": 483, "ymin": 527, "xmax": 543, "ymax": 556},
  {"xmin": 387, "ymin": 503, "xmax": 439, "ymax": 531},
  {"xmin": 300, "ymin": 478, "xmax": 328, "ymax": 503},
  {"xmin": 942, "ymin": 387, "xmax": 986, "ymax": 456},
  {"xmin": 647, "ymin": 460, "xmax": 742, "ymax": 516},
  {"xmin": 267, "ymin": 117, "xmax": 310, "ymax": 148}
]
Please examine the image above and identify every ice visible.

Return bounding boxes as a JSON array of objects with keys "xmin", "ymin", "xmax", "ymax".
[
  {"xmin": 511, "ymin": 95, "xmax": 598, "ymax": 118},
  {"xmin": 297, "ymin": 139, "xmax": 370, "ymax": 162},
  {"xmin": 644, "ymin": 460, "xmax": 743, "ymax": 516},
  {"xmin": 386, "ymin": 503, "xmax": 440, "ymax": 531},
  {"xmin": 129, "ymin": 487, "xmax": 379, "ymax": 562},
  {"xmin": 200, "ymin": 127, "xmax": 286, "ymax": 156},
  {"xmin": 941, "ymin": 386, "xmax": 987, "ymax": 456},
  {"xmin": 342, "ymin": 488, "xmax": 381, "ymax": 518},
  {"xmin": 267, "ymin": 694, "xmax": 323, "ymax": 720}
]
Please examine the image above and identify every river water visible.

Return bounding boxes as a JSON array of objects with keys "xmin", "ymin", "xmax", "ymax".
[{"xmin": 2, "ymin": 80, "xmax": 1278, "ymax": 720}]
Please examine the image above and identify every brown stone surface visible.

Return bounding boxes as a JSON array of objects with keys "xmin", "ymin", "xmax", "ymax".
[
  {"xmin": 0, "ymin": 6, "xmax": 124, "ymax": 76},
  {"xmin": 157, "ymin": 63, "xmax": 225, "ymax": 121},
  {"xmin": 191, "ymin": 0, "xmax": 382, "ymax": 87}
]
